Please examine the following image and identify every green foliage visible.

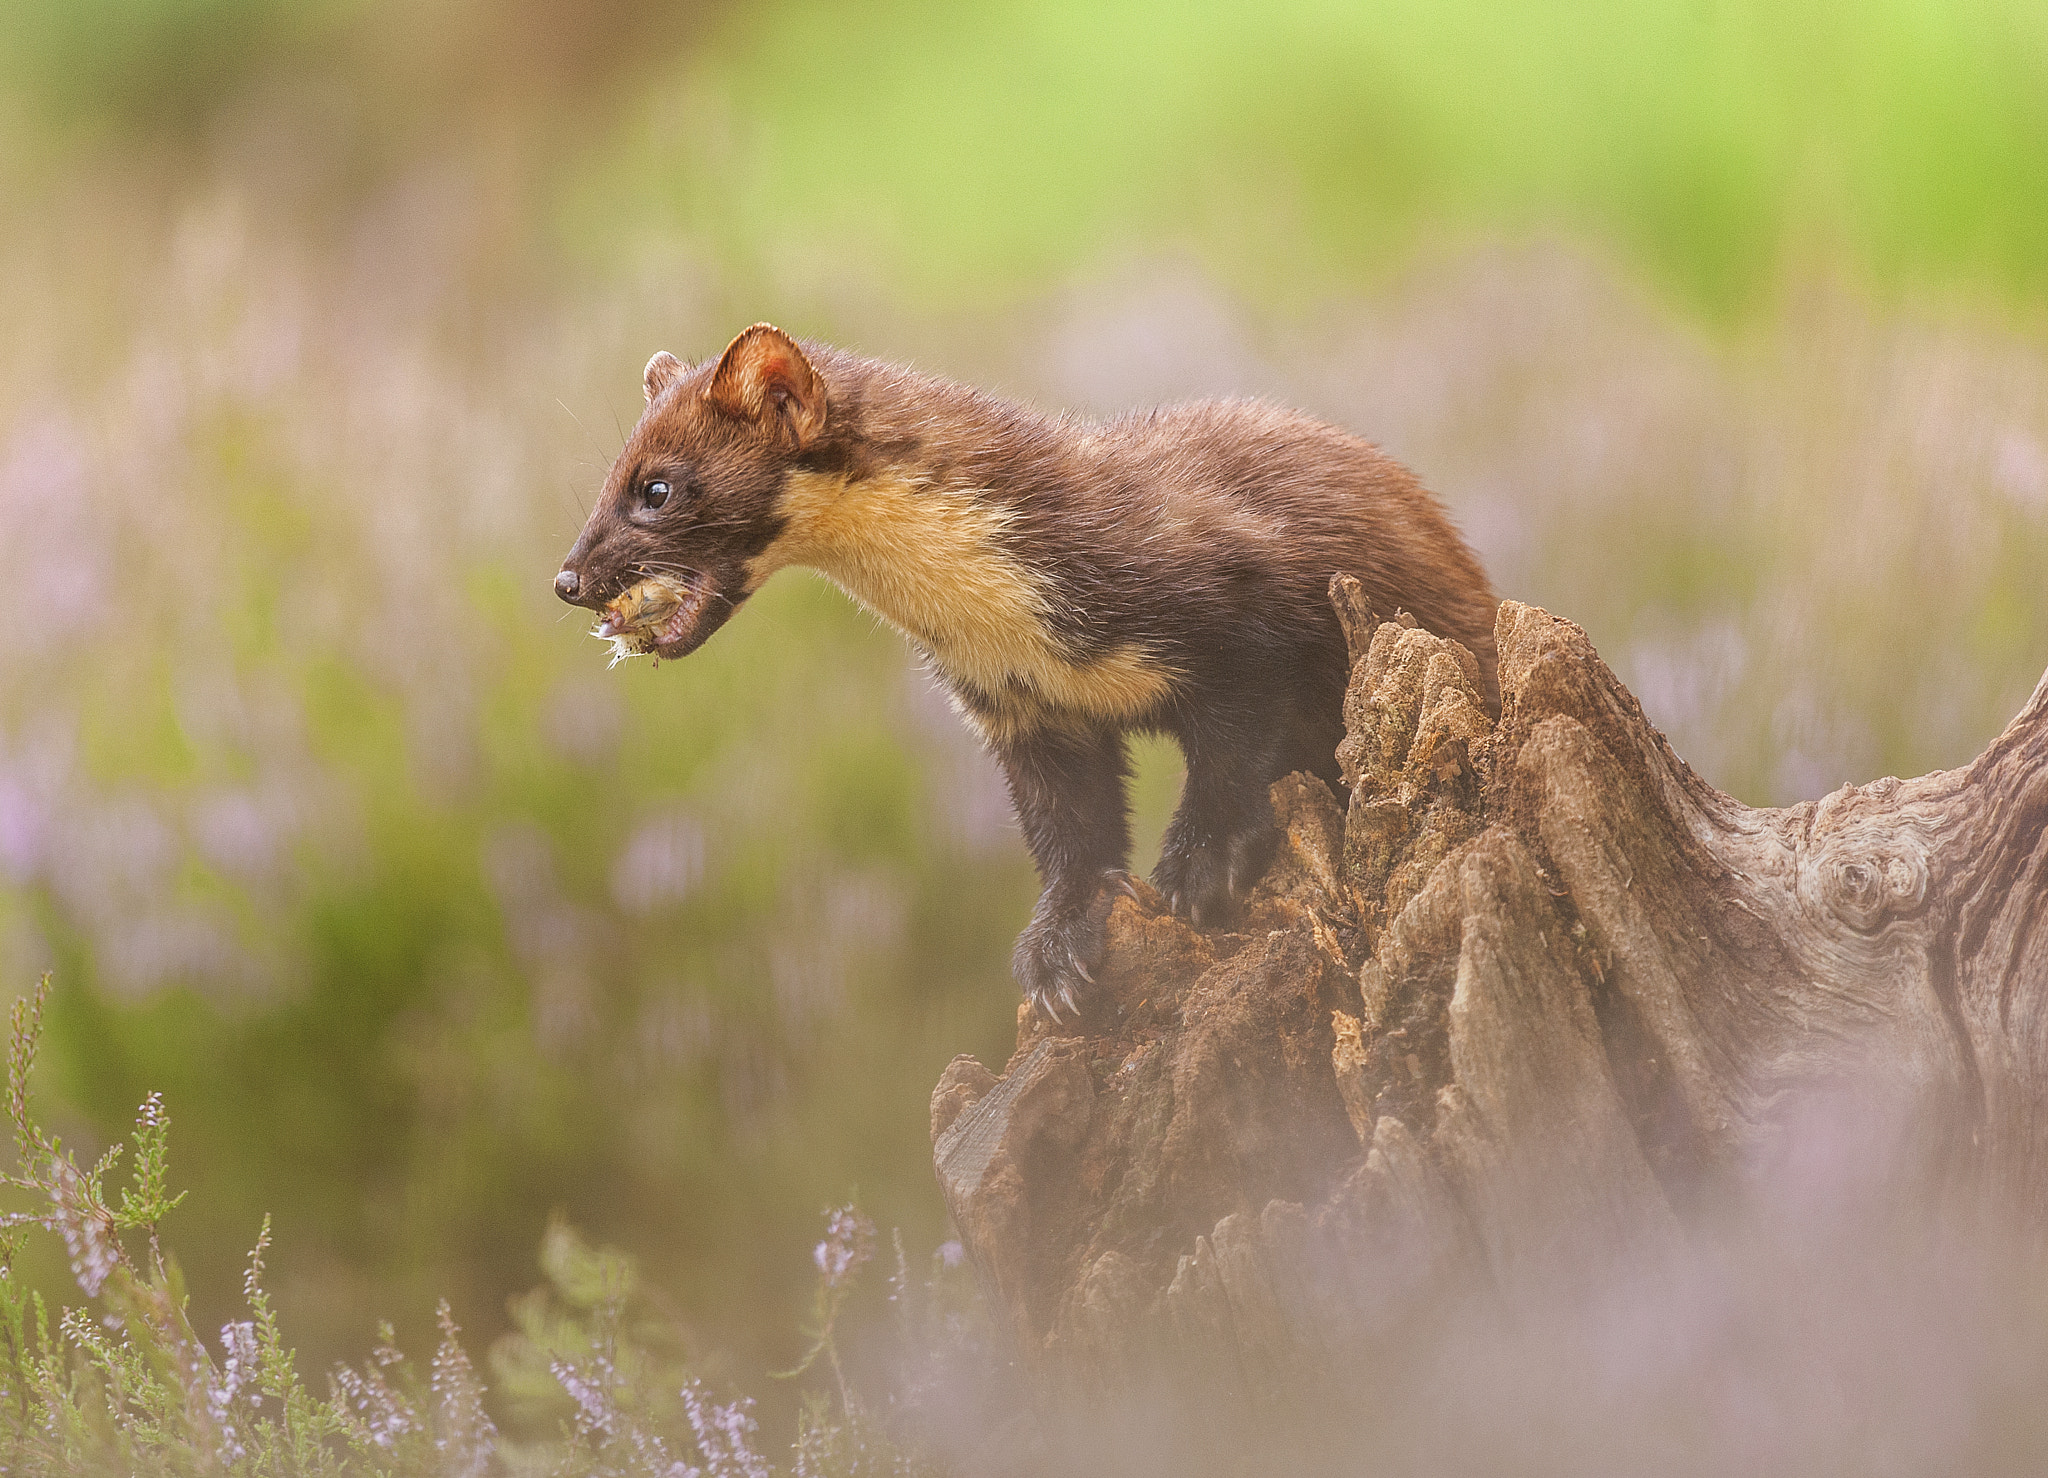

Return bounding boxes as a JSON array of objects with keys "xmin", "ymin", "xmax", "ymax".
[
  {"xmin": 0, "ymin": 975, "xmax": 355, "ymax": 1474},
  {"xmin": 4, "ymin": 0, "xmax": 2046, "ymax": 314},
  {"xmin": 0, "ymin": 0, "xmax": 333, "ymax": 133},
  {"xmin": 0, "ymin": 975, "xmax": 940, "ymax": 1476},
  {"xmin": 580, "ymin": 0, "xmax": 2048, "ymax": 316}
]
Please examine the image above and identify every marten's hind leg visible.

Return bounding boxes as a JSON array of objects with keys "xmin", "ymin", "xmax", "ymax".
[
  {"xmin": 995, "ymin": 725, "xmax": 1132, "ymax": 1020},
  {"xmin": 1157, "ymin": 679, "xmax": 1348, "ymax": 925},
  {"xmin": 1154, "ymin": 709, "xmax": 1284, "ymax": 929},
  {"xmin": 1284, "ymin": 698, "xmax": 1347, "ymax": 791}
]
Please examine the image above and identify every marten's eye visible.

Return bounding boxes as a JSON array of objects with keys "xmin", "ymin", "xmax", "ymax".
[{"xmin": 643, "ymin": 479, "xmax": 672, "ymax": 510}]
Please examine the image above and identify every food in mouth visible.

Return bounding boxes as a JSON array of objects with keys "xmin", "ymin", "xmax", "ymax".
[{"xmin": 592, "ymin": 574, "xmax": 713, "ymax": 665}]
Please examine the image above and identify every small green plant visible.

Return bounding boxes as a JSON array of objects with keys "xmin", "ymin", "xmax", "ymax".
[
  {"xmin": 0, "ymin": 973, "xmax": 948, "ymax": 1476},
  {"xmin": 0, "ymin": 972, "xmax": 354, "ymax": 1474},
  {"xmin": 777, "ymin": 1206, "xmax": 875, "ymax": 1400}
]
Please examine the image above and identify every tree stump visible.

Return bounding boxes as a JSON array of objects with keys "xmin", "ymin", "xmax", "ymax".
[{"xmin": 930, "ymin": 585, "xmax": 2048, "ymax": 1411}]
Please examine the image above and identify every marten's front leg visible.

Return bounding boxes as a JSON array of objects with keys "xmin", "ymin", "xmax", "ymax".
[
  {"xmin": 995, "ymin": 726, "xmax": 1132, "ymax": 1020},
  {"xmin": 1154, "ymin": 713, "xmax": 1283, "ymax": 929}
]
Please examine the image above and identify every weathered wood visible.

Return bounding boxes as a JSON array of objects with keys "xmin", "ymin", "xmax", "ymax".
[{"xmin": 932, "ymin": 588, "xmax": 2048, "ymax": 1391}]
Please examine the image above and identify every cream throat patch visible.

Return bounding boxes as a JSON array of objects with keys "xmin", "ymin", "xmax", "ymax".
[{"xmin": 748, "ymin": 469, "xmax": 1176, "ymax": 730}]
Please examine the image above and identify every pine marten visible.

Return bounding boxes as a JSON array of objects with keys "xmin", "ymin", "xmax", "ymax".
[{"xmin": 555, "ymin": 324, "xmax": 1499, "ymax": 1019}]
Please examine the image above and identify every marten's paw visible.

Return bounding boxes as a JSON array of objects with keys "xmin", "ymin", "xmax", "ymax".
[
  {"xmin": 1154, "ymin": 827, "xmax": 1279, "ymax": 930},
  {"xmin": 1013, "ymin": 872, "xmax": 1131, "ymax": 1024}
]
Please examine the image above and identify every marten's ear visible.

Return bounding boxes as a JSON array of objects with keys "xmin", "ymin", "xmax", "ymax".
[
  {"xmin": 706, "ymin": 324, "xmax": 827, "ymax": 447},
  {"xmin": 643, "ymin": 350, "xmax": 684, "ymax": 403}
]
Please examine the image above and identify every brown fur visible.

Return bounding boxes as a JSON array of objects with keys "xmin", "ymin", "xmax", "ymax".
[{"xmin": 558, "ymin": 325, "xmax": 1499, "ymax": 1018}]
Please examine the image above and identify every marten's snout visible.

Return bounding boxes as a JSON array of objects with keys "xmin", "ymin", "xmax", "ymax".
[{"xmin": 554, "ymin": 568, "xmax": 583, "ymax": 604}]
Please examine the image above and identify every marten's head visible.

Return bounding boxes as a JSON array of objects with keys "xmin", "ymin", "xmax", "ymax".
[{"xmin": 554, "ymin": 323, "xmax": 827, "ymax": 658}]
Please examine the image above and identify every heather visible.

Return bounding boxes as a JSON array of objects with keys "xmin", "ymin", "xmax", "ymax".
[{"xmin": 0, "ymin": 974, "xmax": 967, "ymax": 1475}]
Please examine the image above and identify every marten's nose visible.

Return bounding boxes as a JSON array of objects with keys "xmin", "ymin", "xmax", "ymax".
[{"xmin": 554, "ymin": 568, "xmax": 582, "ymax": 603}]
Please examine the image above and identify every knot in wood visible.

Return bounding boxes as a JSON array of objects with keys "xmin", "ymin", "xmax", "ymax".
[{"xmin": 1818, "ymin": 848, "xmax": 1928, "ymax": 933}]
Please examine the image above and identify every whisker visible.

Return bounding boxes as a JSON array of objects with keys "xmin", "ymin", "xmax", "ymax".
[
  {"xmin": 555, "ymin": 398, "xmax": 612, "ymax": 520},
  {"xmin": 632, "ymin": 561, "xmax": 710, "ymax": 581}
]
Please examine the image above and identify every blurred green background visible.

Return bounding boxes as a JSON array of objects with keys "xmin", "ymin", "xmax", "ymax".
[{"xmin": 1, "ymin": 0, "xmax": 2045, "ymax": 1417}]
